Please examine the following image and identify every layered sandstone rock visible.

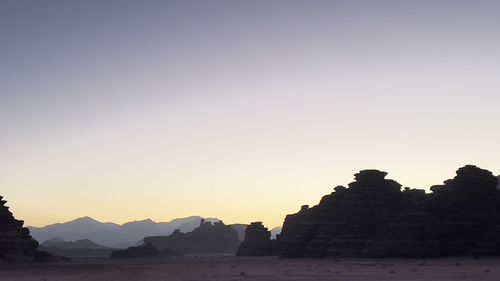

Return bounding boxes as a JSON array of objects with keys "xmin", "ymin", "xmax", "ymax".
[
  {"xmin": 236, "ymin": 222, "xmax": 273, "ymax": 256},
  {"xmin": 278, "ymin": 165, "xmax": 500, "ymax": 258},
  {"xmin": 279, "ymin": 170, "xmax": 405, "ymax": 257},
  {"xmin": 362, "ymin": 188, "xmax": 439, "ymax": 257},
  {"xmin": 429, "ymin": 165, "xmax": 500, "ymax": 256},
  {"xmin": 0, "ymin": 196, "xmax": 40, "ymax": 260}
]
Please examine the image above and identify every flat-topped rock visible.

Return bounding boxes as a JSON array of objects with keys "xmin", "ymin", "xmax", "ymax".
[{"xmin": 354, "ymin": 169, "xmax": 388, "ymax": 181}]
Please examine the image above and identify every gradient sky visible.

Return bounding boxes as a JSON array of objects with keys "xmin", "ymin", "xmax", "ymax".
[{"xmin": 1, "ymin": 0, "xmax": 499, "ymax": 228}]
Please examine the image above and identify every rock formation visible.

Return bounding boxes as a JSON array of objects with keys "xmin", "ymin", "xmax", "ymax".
[
  {"xmin": 144, "ymin": 219, "xmax": 240, "ymax": 254},
  {"xmin": 0, "ymin": 195, "xmax": 40, "ymax": 261},
  {"xmin": 236, "ymin": 222, "xmax": 273, "ymax": 256},
  {"xmin": 428, "ymin": 165, "xmax": 500, "ymax": 256},
  {"xmin": 109, "ymin": 243, "xmax": 181, "ymax": 259},
  {"xmin": 278, "ymin": 165, "xmax": 500, "ymax": 258}
]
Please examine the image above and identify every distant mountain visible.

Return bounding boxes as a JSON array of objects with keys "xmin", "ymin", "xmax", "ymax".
[
  {"xmin": 29, "ymin": 216, "xmax": 220, "ymax": 248},
  {"xmin": 42, "ymin": 237, "xmax": 65, "ymax": 245},
  {"xmin": 229, "ymin": 224, "xmax": 247, "ymax": 241},
  {"xmin": 270, "ymin": 227, "xmax": 282, "ymax": 239},
  {"xmin": 30, "ymin": 217, "xmax": 119, "ymax": 246},
  {"xmin": 41, "ymin": 238, "xmax": 110, "ymax": 250},
  {"xmin": 39, "ymin": 237, "xmax": 114, "ymax": 258}
]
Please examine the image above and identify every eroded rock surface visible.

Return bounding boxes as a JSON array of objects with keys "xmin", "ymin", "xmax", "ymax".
[
  {"xmin": 0, "ymin": 196, "xmax": 40, "ymax": 261},
  {"xmin": 278, "ymin": 165, "xmax": 500, "ymax": 258}
]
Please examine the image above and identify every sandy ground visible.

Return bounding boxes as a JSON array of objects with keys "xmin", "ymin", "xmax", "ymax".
[{"xmin": 1, "ymin": 256, "xmax": 500, "ymax": 281}]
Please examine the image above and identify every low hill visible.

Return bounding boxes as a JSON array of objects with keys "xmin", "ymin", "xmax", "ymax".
[{"xmin": 41, "ymin": 238, "xmax": 110, "ymax": 250}]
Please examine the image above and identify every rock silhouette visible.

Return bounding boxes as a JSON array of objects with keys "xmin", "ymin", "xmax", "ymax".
[
  {"xmin": 40, "ymin": 238, "xmax": 115, "ymax": 258},
  {"xmin": 29, "ymin": 216, "xmax": 221, "ymax": 248},
  {"xmin": 143, "ymin": 219, "xmax": 240, "ymax": 254},
  {"xmin": 109, "ymin": 243, "xmax": 181, "ymax": 259},
  {"xmin": 236, "ymin": 222, "xmax": 273, "ymax": 256},
  {"xmin": 277, "ymin": 165, "xmax": 500, "ymax": 258},
  {"xmin": 0, "ymin": 196, "xmax": 41, "ymax": 261}
]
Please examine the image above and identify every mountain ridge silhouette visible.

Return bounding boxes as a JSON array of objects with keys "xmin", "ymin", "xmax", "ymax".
[{"xmin": 29, "ymin": 216, "xmax": 221, "ymax": 248}]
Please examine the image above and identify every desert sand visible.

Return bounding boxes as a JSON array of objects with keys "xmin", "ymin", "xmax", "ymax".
[{"xmin": 1, "ymin": 256, "xmax": 500, "ymax": 281}]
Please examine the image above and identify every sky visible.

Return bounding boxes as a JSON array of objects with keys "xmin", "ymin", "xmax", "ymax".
[{"xmin": 1, "ymin": 0, "xmax": 499, "ymax": 228}]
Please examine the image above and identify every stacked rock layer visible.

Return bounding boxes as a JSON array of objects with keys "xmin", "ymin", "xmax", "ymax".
[
  {"xmin": 277, "ymin": 165, "xmax": 500, "ymax": 258},
  {"xmin": 0, "ymin": 196, "xmax": 39, "ymax": 260}
]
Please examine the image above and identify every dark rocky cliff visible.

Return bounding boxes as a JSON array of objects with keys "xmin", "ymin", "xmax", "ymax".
[
  {"xmin": 277, "ymin": 165, "xmax": 500, "ymax": 258},
  {"xmin": 0, "ymin": 196, "xmax": 41, "ymax": 261}
]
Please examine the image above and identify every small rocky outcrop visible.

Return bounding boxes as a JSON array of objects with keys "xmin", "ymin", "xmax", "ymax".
[
  {"xmin": 236, "ymin": 222, "xmax": 273, "ymax": 256},
  {"xmin": 144, "ymin": 220, "xmax": 240, "ymax": 254},
  {"xmin": 0, "ymin": 196, "xmax": 40, "ymax": 261},
  {"xmin": 278, "ymin": 165, "xmax": 500, "ymax": 258},
  {"xmin": 109, "ymin": 243, "xmax": 181, "ymax": 259}
]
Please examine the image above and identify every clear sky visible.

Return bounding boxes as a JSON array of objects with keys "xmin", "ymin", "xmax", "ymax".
[{"xmin": 1, "ymin": 0, "xmax": 499, "ymax": 228}]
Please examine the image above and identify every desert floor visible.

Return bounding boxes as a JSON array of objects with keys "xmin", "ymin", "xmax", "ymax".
[{"xmin": 1, "ymin": 256, "xmax": 500, "ymax": 281}]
